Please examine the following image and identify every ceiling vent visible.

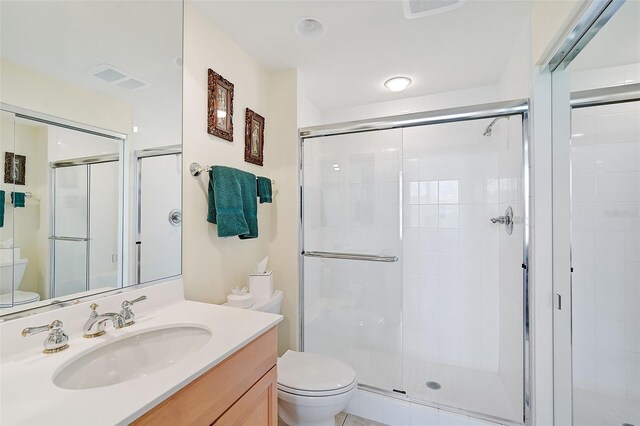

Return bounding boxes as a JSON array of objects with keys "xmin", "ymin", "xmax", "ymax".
[
  {"xmin": 87, "ymin": 64, "xmax": 151, "ymax": 90},
  {"xmin": 402, "ymin": 0, "xmax": 464, "ymax": 19}
]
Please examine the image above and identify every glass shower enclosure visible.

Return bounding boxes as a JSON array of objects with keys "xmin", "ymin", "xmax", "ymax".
[{"xmin": 300, "ymin": 100, "xmax": 529, "ymax": 424}]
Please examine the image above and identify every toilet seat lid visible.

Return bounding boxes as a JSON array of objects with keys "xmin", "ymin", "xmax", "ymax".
[
  {"xmin": 277, "ymin": 350, "xmax": 356, "ymax": 393},
  {"xmin": 0, "ymin": 290, "xmax": 40, "ymax": 306},
  {"xmin": 13, "ymin": 290, "xmax": 40, "ymax": 304}
]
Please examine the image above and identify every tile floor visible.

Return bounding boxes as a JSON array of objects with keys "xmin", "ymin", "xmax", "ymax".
[{"xmin": 336, "ymin": 412, "xmax": 387, "ymax": 426}]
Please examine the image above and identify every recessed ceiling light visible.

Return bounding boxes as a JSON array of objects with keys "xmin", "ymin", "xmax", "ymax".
[
  {"xmin": 295, "ymin": 18, "xmax": 325, "ymax": 40},
  {"xmin": 384, "ymin": 76, "xmax": 412, "ymax": 92}
]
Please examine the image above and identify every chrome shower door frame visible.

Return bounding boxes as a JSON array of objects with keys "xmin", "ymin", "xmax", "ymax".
[{"xmin": 298, "ymin": 98, "xmax": 531, "ymax": 425}]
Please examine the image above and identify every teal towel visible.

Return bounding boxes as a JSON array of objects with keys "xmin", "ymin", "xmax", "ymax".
[
  {"xmin": 257, "ymin": 177, "xmax": 272, "ymax": 204},
  {"xmin": 207, "ymin": 166, "xmax": 258, "ymax": 239},
  {"xmin": 11, "ymin": 192, "xmax": 25, "ymax": 208},
  {"xmin": 0, "ymin": 190, "xmax": 4, "ymax": 227}
]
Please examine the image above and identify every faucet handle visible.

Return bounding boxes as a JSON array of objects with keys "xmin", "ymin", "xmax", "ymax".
[
  {"xmin": 122, "ymin": 295, "xmax": 147, "ymax": 308},
  {"xmin": 121, "ymin": 295, "xmax": 147, "ymax": 326},
  {"xmin": 22, "ymin": 320, "xmax": 69, "ymax": 354}
]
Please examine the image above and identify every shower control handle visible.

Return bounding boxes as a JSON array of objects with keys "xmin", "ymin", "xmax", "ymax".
[
  {"xmin": 491, "ymin": 216, "xmax": 509, "ymax": 224},
  {"xmin": 491, "ymin": 206, "xmax": 514, "ymax": 235},
  {"xmin": 168, "ymin": 209, "xmax": 182, "ymax": 226}
]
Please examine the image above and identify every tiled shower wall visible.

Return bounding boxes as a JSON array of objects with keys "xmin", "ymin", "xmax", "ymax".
[
  {"xmin": 571, "ymin": 100, "xmax": 640, "ymax": 400},
  {"xmin": 402, "ymin": 117, "xmax": 523, "ymax": 372},
  {"xmin": 401, "ymin": 117, "xmax": 524, "ymax": 421}
]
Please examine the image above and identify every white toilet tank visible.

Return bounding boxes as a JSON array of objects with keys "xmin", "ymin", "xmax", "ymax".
[
  {"xmin": 250, "ymin": 290, "xmax": 283, "ymax": 314},
  {"xmin": 0, "ymin": 247, "xmax": 28, "ymax": 295}
]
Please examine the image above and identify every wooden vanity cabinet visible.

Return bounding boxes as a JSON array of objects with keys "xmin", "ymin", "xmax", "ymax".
[{"xmin": 132, "ymin": 327, "xmax": 278, "ymax": 426}]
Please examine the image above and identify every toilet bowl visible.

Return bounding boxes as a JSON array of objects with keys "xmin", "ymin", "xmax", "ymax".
[
  {"xmin": 277, "ymin": 350, "xmax": 357, "ymax": 426},
  {"xmin": 226, "ymin": 289, "xmax": 357, "ymax": 426}
]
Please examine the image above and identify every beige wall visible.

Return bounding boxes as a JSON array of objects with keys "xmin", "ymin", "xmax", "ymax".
[
  {"xmin": 182, "ymin": 2, "xmax": 299, "ymax": 354},
  {"xmin": 266, "ymin": 70, "xmax": 299, "ymax": 355},
  {"xmin": 0, "ymin": 117, "xmax": 49, "ymax": 298},
  {"xmin": 0, "ymin": 60, "xmax": 132, "ymax": 135}
]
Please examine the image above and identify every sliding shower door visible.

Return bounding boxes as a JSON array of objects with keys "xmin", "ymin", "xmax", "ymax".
[
  {"xmin": 302, "ymin": 129, "xmax": 404, "ymax": 392},
  {"xmin": 51, "ymin": 165, "xmax": 89, "ymax": 297},
  {"xmin": 51, "ymin": 161, "xmax": 120, "ymax": 297},
  {"xmin": 301, "ymin": 106, "xmax": 528, "ymax": 423},
  {"xmin": 401, "ymin": 117, "xmax": 525, "ymax": 423}
]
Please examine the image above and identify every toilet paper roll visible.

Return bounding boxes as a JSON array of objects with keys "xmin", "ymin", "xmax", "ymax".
[{"xmin": 226, "ymin": 293, "xmax": 253, "ymax": 309}]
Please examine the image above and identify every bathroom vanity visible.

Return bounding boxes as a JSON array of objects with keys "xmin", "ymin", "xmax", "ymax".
[
  {"xmin": 0, "ymin": 279, "xmax": 282, "ymax": 425},
  {"xmin": 133, "ymin": 327, "xmax": 278, "ymax": 425}
]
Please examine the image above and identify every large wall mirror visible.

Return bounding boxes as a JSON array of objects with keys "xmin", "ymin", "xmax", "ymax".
[{"xmin": 0, "ymin": 1, "xmax": 183, "ymax": 316}]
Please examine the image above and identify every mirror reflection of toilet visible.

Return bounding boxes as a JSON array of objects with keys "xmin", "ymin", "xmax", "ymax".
[
  {"xmin": 0, "ymin": 246, "xmax": 40, "ymax": 307},
  {"xmin": 225, "ymin": 289, "xmax": 357, "ymax": 426}
]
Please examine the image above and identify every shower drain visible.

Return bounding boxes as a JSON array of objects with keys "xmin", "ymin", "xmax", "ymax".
[{"xmin": 425, "ymin": 381, "xmax": 441, "ymax": 390}]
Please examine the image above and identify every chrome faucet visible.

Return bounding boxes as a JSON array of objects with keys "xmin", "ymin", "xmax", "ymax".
[
  {"xmin": 22, "ymin": 319, "xmax": 69, "ymax": 354},
  {"xmin": 83, "ymin": 303, "xmax": 125, "ymax": 338}
]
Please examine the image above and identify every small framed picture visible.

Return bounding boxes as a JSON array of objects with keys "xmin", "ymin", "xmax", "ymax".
[
  {"xmin": 4, "ymin": 152, "xmax": 26, "ymax": 185},
  {"xmin": 244, "ymin": 108, "xmax": 265, "ymax": 166},
  {"xmin": 207, "ymin": 69, "xmax": 234, "ymax": 142}
]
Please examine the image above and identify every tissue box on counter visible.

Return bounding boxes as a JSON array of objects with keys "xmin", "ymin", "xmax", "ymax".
[{"xmin": 249, "ymin": 271, "xmax": 273, "ymax": 300}]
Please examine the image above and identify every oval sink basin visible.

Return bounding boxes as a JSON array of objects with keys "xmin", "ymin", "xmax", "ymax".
[{"xmin": 53, "ymin": 326, "xmax": 211, "ymax": 390}]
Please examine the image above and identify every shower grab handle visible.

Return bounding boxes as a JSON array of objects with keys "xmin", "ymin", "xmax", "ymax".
[
  {"xmin": 302, "ymin": 250, "xmax": 398, "ymax": 263},
  {"xmin": 49, "ymin": 236, "xmax": 89, "ymax": 242}
]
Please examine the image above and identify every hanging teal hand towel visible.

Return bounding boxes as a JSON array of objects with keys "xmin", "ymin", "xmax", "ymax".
[
  {"xmin": 11, "ymin": 192, "xmax": 25, "ymax": 208},
  {"xmin": 0, "ymin": 190, "xmax": 4, "ymax": 227},
  {"xmin": 256, "ymin": 176, "xmax": 272, "ymax": 204},
  {"xmin": 207, "ymin": 166, "xmax": 258, "ymax": 239}
]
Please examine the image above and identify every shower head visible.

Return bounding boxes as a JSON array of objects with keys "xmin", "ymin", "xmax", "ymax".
[{"xmin": 483, "ymin": 116, "xmax": 510, "ymax": 137}]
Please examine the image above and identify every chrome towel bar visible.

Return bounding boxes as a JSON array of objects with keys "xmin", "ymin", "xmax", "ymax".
[
  {"xmin": 189, "ymin": 162, "xmax": 275, "ymax": 185},
  {"xmin": 302, "ymin": 251, "xmax": 398, "ymax": 263}
]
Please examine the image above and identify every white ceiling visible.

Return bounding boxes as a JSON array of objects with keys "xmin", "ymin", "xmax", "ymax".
[
  {"xmin": 570, "ymin": 0, "xmax": 640, "ymax": 71},
  {"xmin": 0, "ymin": 1, "xmax": 183, "ymax": 114},
  {"xmin": 194, "ymin": 0, "xmax": 534, "ymax": 110}
]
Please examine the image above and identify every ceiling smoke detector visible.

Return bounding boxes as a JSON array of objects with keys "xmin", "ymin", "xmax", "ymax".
[
  {"xmin": 295, "ymin": 17, "xmax": 325, "ymax": 40},
  {"xmin": 87, "ymin": 64, "xmax": 151, "ymax": 90},
  {"xmin": 402, "ymin": 0, "xmax": 465, "ymax": 19}
]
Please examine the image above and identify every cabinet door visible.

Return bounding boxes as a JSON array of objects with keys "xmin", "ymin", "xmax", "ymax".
[{"xmin": 214, "ymin": 366, "xmax": 277, "ymax": 426}]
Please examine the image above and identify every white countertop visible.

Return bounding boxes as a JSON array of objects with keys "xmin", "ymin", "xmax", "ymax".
[{"xmin": 0, "ymin": 279, "xmax": 283, "ymax": 425}]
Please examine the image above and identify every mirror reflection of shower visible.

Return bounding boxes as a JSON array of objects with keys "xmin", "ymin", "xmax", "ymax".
[
  {"xmin": 0, "ymin": 113, "xmax": 124, "ymax": 307},
  {"xmin": 134, "ymin": 147, "xmax": 182, "ymax": 285},
  {"xmin": 482, "ymin": 116, "xmax": 510, "ymax": 137}
]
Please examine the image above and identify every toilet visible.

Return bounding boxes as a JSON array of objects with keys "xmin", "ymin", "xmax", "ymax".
[
  {"xmin": 0, "ymin": 247, "xmax": 40, "ymax": 307},
  {"xmin": 226, "ymin": 290, "xmax": 357, "ymax": 426}
]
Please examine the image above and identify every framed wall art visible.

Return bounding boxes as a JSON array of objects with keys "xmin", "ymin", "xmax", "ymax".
[
  {"xmin": 244, "ymin": 108, "xmax": 265, "ymax": 166},
  {"xmin": 207, "ymin": 69, "xmax": 234, "ymax": 141},
  {"xmin": 4, "ymin": 152, "xmax": 26, "ymax": 185}
]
